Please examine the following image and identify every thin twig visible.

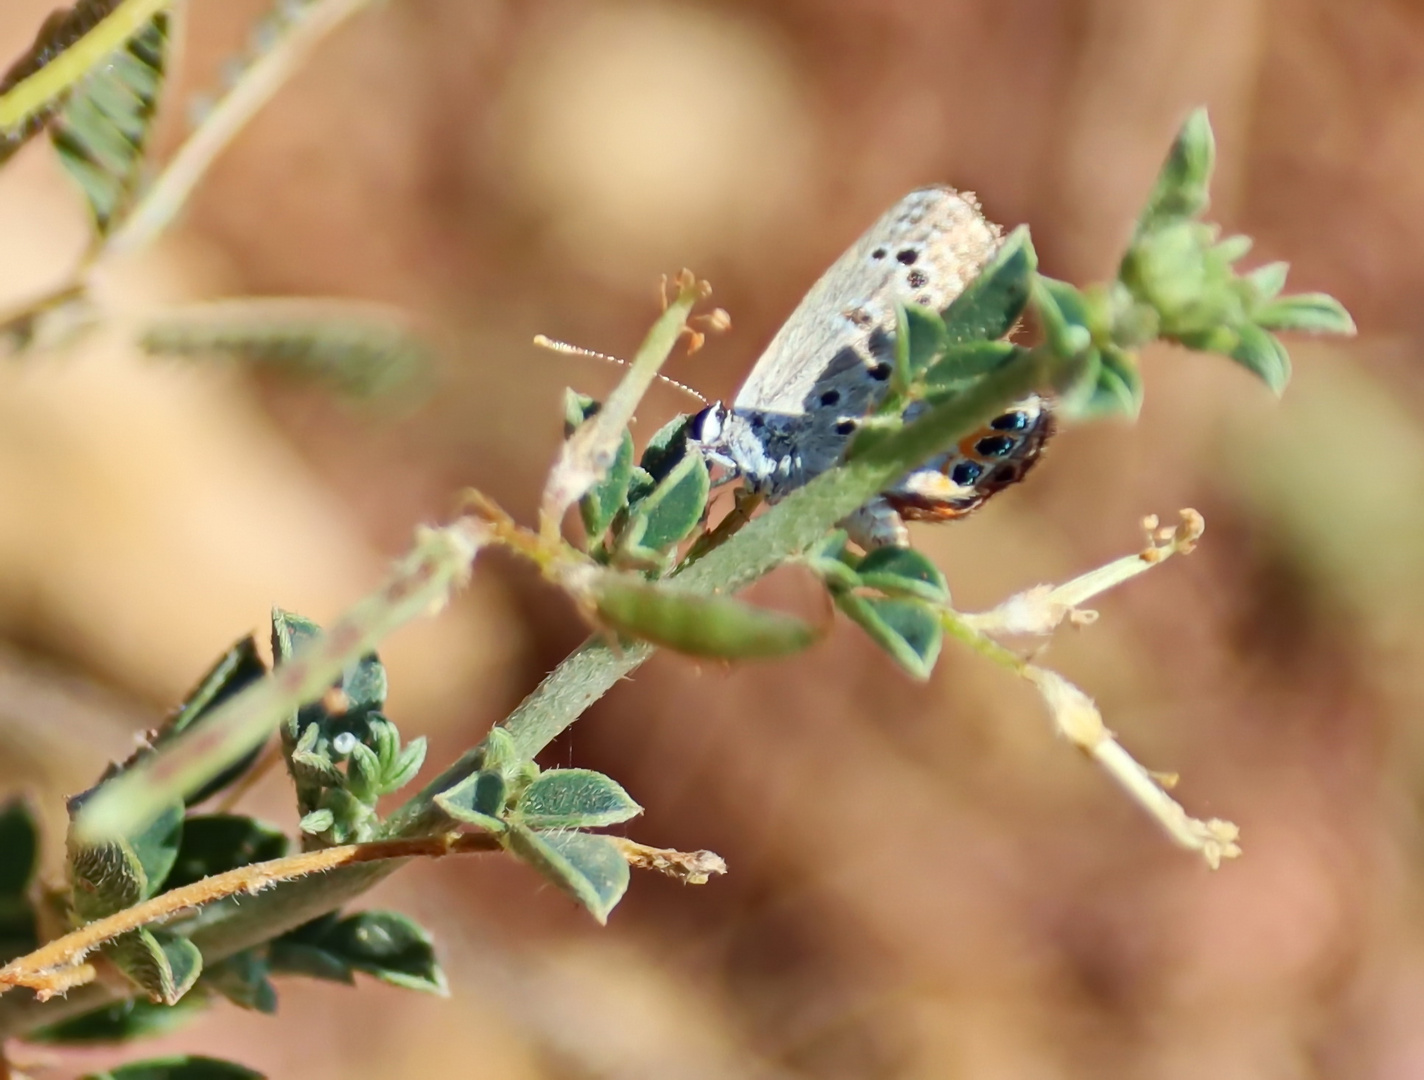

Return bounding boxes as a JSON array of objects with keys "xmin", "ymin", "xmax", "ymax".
[
  {"xmin": 72, "ymin": 517, "xmax": 491, "ymax": 844},
  {"xmin": 99, "ymin": 0, "xmax": 374, "ymax": 259},
  {"xmin": 0, "ymin": 833, "xmax": 498, "ymax": 997},
  {"xmin": 0, "ymin": 0, "xmax": 170, "ymax": 133}
]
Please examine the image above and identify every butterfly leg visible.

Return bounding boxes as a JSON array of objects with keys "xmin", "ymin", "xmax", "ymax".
[{"xmin": 841, "ymin": 497, "xmax": 910, "ymax": 550}]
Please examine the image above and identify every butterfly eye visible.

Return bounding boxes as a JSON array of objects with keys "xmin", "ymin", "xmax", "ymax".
[{"xmin": 689, "ymin": 403, "xmax": 725, "ymax": 443}]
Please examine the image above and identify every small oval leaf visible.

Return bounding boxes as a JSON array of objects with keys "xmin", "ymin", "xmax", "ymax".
[
  {"xmin": 203, "ymin": 950, "xmax": 277, "ymax": 1014},
  {"xmin": 1253, "ymin": 293, "xmax": 1356, "ymax": 337},
  {"xmin": 1230, "ymin": 323, "xmax": 1291, "ymax": 395},
  {"xmin": 836, "ymin": 594, "xmax": 944, "ymax": 680},
  {"xmin": 29, "ymin": 996, "xmax": 210, "ymax": 1046},
  {"xmin": 316, "ymin": 910, "xmax": 447, "ymax": 995},
  {"xmin": 940, "ymin": 227, "xmax": 1036, "ymax": 345},
  {"xmin": 921, "ymin": 340, "xmax": 1020, "ymax": 402},
  {"xmin": 855, "ymin": 547, "xmax": 950, "ymax": 604},
  {"xmin": 1133, "ymin": 107, "xmax": 1214, "ymax": 237},
  {"xmin": 433, "ymin": 771, "xmax": 507, "ymax": 833},
  {"xmin": 515, "ymin": 769, "xmax": 642, "ymax": 829},
  {"xmin": 893, "ymin": 302, "xmax": 948, "ymax": 391},
  {"xmin": 162, "ymin": 815, "xmax": 288, "ymax": 893},
  {"xmin": 621, "ymin": 447, "xmax": 709, "ymax": 554},
  {"xmin": 504, "ymin": 825, "xmax": 631, "ymax": 924},
  {"xmin": 105, "ymin": 928, "xmax": 202, "ymax": 1005}
]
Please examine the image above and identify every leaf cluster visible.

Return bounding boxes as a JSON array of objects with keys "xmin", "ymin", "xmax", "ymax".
[
  {"xmin": 0, "ymin": 612, "xmax": 441, "ymax": 1078},
  {"xmin": 0, "ymin": 0, "xmax": 425, "ymax": 400}
]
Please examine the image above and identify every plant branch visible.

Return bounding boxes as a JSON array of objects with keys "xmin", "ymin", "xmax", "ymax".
[
  {"xmin": 0, "ymin": 833, "xmax": 498, "ymax": 999},
  {"xmin": 0, "ymin": 0, "xmax": 170, "ymax": 135},
  {"xmin": 99, "ymin": 0, "xmax": 374, "ymax": 259},
  {"xmin": 72, "ymin": 518, "xmax": 491, "ymax": 844},
  {"xmin": 541, "ymin": 270, "xmax": 706, "ymax": 541}
]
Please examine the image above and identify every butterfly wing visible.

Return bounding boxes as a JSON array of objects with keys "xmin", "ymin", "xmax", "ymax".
[
  {"xmin": 725, "ymin": 187, "xmax": 1002, "ymax": 494},
  {"xmin": 734, "ymin": 186, "xmax": 1001, "ymax": 414}
]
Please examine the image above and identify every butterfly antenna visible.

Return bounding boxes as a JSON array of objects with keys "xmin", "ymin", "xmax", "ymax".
[{"xmin": 533, "ymin": 335, "xmax": 709, "ymax": 406}]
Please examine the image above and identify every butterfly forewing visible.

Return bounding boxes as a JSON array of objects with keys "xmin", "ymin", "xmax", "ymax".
[{"xmin": 732, "ymin": 187, "xmax": 1002, "ymax": 415}]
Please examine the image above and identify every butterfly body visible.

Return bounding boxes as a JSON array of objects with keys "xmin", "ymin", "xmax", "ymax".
[{"xmin": 690, "ymin": 186, "xmax": 1053, "ymax": 547}]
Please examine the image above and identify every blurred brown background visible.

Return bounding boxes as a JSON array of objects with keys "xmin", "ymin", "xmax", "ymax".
[{"xmin": 2, "ymin": 0, "xmax": 1422, "ymax": 1076}]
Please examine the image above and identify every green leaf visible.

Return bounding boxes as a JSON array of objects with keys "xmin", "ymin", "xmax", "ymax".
[
  {"xmin": 83, "ymin": 1055, "xmax": 265, "ymax": 1080},
  {"xmin": 0, "ymin": 0, "xmax": 130, "ymax": 165},
  {"xmin": 836, "ymin": 594, "xmax": 944, "ymax": 679},
  {"xmin": 854, "ymin": 546, "xmax": 950, "ymax": 604},
  {"xmin": 1133, "ymin": 107, "xmax": 1214, "ymax": 238},
  {"xmin": 940, "ymin": 226, "xmax": 1036, "ymax": 345},
  {"xmin": 504, "ymin": 825, "xmax": 630, "ymax": 924},
  {"xmin": 111, "ymin": 637, "xmax": 269, "ymax": 808},
  {"xmin": 1245, "ymin": 260, "xmax": 1289, "ymax": 302},
  {"xmin": 0, "ymin": 798, "xmax": 39, "ymax": 963},
  {"xmin": 267, "ymin": 914, "xmax": 354, "ymax": 985},
  {"xmin": 297, "ymin": 809, "xmax": 334, "ymax": 835},
  {"xmin": 565, "ymin": 390, "xmax": 634, "ymax": 546},
  {"xmin": 0, "ymin": 798, "xmax": 38, "ymax": 897},
  {"xmin": 68, "ymin": 837, "xmax": 145, "ymax": 922},
  {"xmin": 51, "ymin": 11, "xmax": 167, "ymax": 234},
  {"xmin": 1031, "ymin": 276, "xmax": 1095, "ymax": 358},
  {"xmin": 140, "ymin": 301, "xmax": 429, "ymax": 398},
  {"xmin": 106, "ymin": 928, "xmax": 203, "ymax": 1005},
  {"xmin": 203, "ymin": 950, "xmax": 277, "ymax": 1014},
  {"xmin": 341, "ymin": 652, "xmax": 386, "ymax": 714},
  {"xmin": 514, "ymin": 769, "xmax": 642, "ymax": 829},
  {"xmin": 804, "ymin": 530, "xmax": 862, "ymax": 592},
  {"xmin": 313, "ymin": 910, "xmax": 446, "ymax": 995},
  {"xmin": 383, "ymin": 736, "xmax": 427, "ymax": 794},
  {"xmin": 585, "ymin": 431, "xmax": 635, "ymax": 546},
  {"xmin": 28, "ymin": 995, "xmax": 210, "ymax": 1046},
  {"xmin": 62, "ymin": 795, "xmax": 182, "ymax": 918},
  {"xmin": 1230, "ymin": 323, "xmax": 1291, "ymax": 394},
  {"xmin": 267, "ymin": 910, "xmax": 445, "ymax": 995},
  {"xmin": 1213, "ymin": 233, "xmax": 1253, "ymax": 265},
  {"xmin": 921, "ymin": 340, "xmax": 1020, "ymax": 402},
  {"xmin": 270, "ymin": 608, "xmax": 320, "ymax": 665},
  {"xmin": 345, "ymin": 742, "xmax": 382, "ymax": 802},
  {"xmin": 162, "ymin": 815, "xmax": 288, "ymax": 893},
  {"xmin": 162, "ymin": 638, "xmax": 268, "ymax": 743},
  {"xmin": 638, "ymin": 414, "xmax": 694, "ymax": 479},
  {"xmin": 1071, "ymin": 342, "xmax": 1143, "ymax": 419},
  {"xmin": 1254, "ymin": 293, "xmax": 1357, "ymax": 336},
  {"xmin": 620, "ymin": 447, "xmax": 710, "ymax": 555},
  {"xmin": 892, "ymin": 302, "xmax": 949, "ymax": 392},
  {"xmin": 594, "ymin": 576, "xmax": 821, "ymax": 659},
  {"xmin": 125, "ymin": 801, "xmax": 184, "ymax": 897},
  {"xmin": 433, "ymin": 770, "xmax": 508, "ymax": 832}
]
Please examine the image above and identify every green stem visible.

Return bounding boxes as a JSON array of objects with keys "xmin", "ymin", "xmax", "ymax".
[
  {"xmin": 72, "ymin": 520, "xmax": 489, "ymax": 844},
  {"xmin": 100, "ymin": 0, "xmax": 374, "ymax": 259},
  {"xmin": 0, "ymin": 0, "xmax": 171, "ymax": 133}
]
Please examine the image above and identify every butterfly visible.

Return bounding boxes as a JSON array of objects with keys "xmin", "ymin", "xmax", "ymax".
[{"xmin": 688, "ymin": 186, "xmax": 1054, "ymax": 548}]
